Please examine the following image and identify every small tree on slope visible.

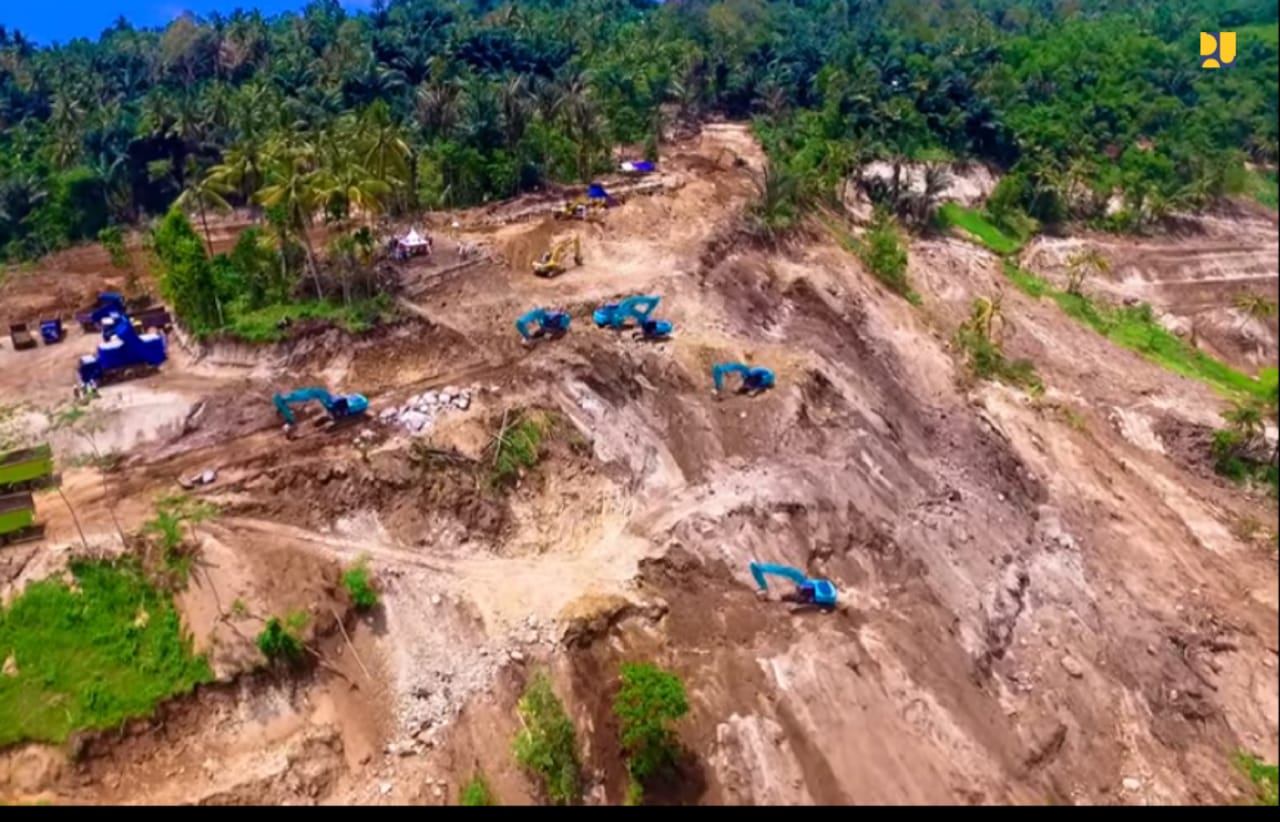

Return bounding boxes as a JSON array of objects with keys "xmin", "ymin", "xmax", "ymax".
[{"xmin": 613, "ymin": 662, "xmax": 690, "ymax": 802}]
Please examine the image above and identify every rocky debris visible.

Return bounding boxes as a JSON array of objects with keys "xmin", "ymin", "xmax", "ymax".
[
  {"xmin": 1035, "ymin": 506, "xmax": 1079, "ymax": 552},
  {"xmin": 1024, "ymin": 720, "xmax": 1068, "ymax": 769},
  {"xmin": 1060, "ymin": 655, "xmax": 1085, "ymax": 678},
  {"xmin": 978, "ymin": 562, "xmax": 1030, "ymax": 674},
  {"xmin": 383, "ymin": 384, "xmax": 477, "ymax": 436}
]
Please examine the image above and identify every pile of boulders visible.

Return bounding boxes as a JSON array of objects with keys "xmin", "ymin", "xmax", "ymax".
[{"xmin": 380, "ymin": 385, "xmax": 473, "ymax": 436}]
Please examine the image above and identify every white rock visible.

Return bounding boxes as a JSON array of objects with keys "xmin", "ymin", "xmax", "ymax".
[
  {"xmin": 400, "ymin": 410, "xmax": 430, "ymax": 432},
  {"xmin": 421, "ymin": 391, "xmax": 438, "ymax": 406},
  {"xmin": 379, "ymin": 782, "xmax": 392, "ymax": 796},
  {"xmin": 379, "ymin": 408, "xmax": 397, "ymax": 421},
  {"xmin": 509, "ymin": 649, "xmax": 525, "ymax": 662},
  {"xmin": 430, "ymin": 594, "xmax": 442, "ymax": 606},
  {"xmin": 443, "ymin": 385, "xmax": 460, "ymax": 398},
  {"xmin": 454, "ymin": 394, "xmax": 471, "ymax": 411},
  {"xmin": 1122, "ymin": 777, "xmax": 1141, "ymax": 792}
]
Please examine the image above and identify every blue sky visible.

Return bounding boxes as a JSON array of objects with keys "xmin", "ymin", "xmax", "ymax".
[{"xmin": 2, "ymin": 1, "xmax": 374, "ymax": 45}]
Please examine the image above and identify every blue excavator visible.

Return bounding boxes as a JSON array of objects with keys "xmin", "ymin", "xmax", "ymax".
[
  {"xmin": 593, "ymin": 295, "xmax": 674, "ymax": 340},
  {"xmin": 273, "ymin": 387, "xmax": 369, "ymax": 437},
  {"xmin": 712, "ymin": 362, "xmax": 775, "ymax": 396},
  {"xmin": 516, "ymin": 307, "xmax": 571, "ymax": 346},
  {"xmin": 750, "ymin": 562, "xmax": 838, "ymax": 608}
]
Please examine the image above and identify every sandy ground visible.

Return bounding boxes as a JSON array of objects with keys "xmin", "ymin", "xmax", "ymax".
[{"xmin": 1, "ymin": 123, "xmax": 1277, "ymax": 806}]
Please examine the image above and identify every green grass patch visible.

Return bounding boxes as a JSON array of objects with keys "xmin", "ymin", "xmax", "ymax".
[
  {"xmin": 0, "ymin": 559, "xmax": 212, "ymax": 747},
  {"xmin": 1245, "ymin": 168, "xmax": 1278, "ymax": 211},
  {"xmin": 512, "ymin": 671, "xmax": 581, "ymax": 805},
  {"xmin": 490, "ymin": 410, "xmax": 552, "ymax": 489},
  {"xmin": 1237, "ymin": 752, "xmax": 1279, "ymax": 806},
  {"xmin": 999, "ymin": 262, "xmax": 1273, "ymax": 403},
  {"xmin": 938, "ymin": 203, "xmax": 1024, "ymax": 255},
  {"xmin": 224, "ymin": 296, "xmax": 392, "ymax": 343},
  {"xmin": 459, "ymin": 772, "xmax": 497, "ymax": 806}
]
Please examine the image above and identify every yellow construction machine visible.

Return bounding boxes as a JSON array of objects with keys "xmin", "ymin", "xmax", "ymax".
[
  {"xmin": 555, "ymin": 197, "xmax": 606, "ymax": 222},
  {"xmin": 532, "ymin": 235, "xmax": 583, "ymax": 278}
]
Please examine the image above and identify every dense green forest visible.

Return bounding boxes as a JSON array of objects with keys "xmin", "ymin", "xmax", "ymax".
[{"xmin": 1, "ymin": 0, "xmax": 1276, "ymax": 325}]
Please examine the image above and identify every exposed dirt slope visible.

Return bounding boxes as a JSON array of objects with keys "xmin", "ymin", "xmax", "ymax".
[
  {"xmin": 1, "ymin": 123, "xmax": 1275, "ymax": 807},
  {"xmin": 1021, "ymin": 210, "xmax": 1279, "ymax": 372}
]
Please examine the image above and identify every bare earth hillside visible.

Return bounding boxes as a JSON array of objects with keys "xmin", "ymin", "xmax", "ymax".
[{"xmin": 1, "ymin": 124, "xmax": 1276, "ymax": 806}]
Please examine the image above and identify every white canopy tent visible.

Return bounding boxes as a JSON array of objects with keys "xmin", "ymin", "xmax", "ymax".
[{"xmin": 395, "ymin": 228, "xmax": 432, "ymax": 258}]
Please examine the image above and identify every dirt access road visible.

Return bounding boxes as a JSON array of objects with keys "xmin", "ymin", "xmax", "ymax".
[{"xmin": 1, "ymin": 123, "xmax": 1276, "ymax": 806}]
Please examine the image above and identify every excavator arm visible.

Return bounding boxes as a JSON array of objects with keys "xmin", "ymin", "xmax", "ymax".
[
  {"xmin": 749, "ymin": 562, "xmax": 838, "ymax": 607},
  {"xmin": 618, "ymin": 295, "xmax": 661, "ymax": 327},
  {"xmin": 712, "ymin": 363, "xmax": 775, "ymax": 394},
  {"xmin": 750, "ymin": 562, "xmax": 810, "ymax": 590},
  {"xmin": 712, "ymin": 363, "xmax": 750, "ymax": 393}
]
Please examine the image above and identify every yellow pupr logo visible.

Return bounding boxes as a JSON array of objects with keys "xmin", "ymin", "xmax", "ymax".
[{"xmin": 1200, "ymin": 32, "xmax": 1237, "ymax": 68}]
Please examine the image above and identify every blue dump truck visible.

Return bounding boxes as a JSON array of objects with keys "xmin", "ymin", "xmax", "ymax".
[{"xmin": 76, "ymin": 311, "xmax": 167, "ymax": 393}]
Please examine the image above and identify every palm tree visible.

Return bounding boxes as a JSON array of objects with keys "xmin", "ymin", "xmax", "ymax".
[
  {"xmin": 257, "ymin": 138, "xmax": 325, "ymax": 299},
  {"xmin": 748, "ymin": 165, "xmax": 803, "ymax": 243},
  {"xmin": 206, "ymin": 136, "xmax": 269, "ymax": 205},
  {"xmin": 1065, "ymin": 248, "xmax": 1110, "ymax": 296},
  {"xmin": 1231, "ymin": 292, "xmax": 1279, "ymax": 325},
  {"xmin": 415, "ymin": 80, "xmax": 460, "ymax": 142},
  {"xmin": 358, "ymin": 102, "xmax": 411, "ymax": 189},
  {"xmin": 178, "ymin": 169, "xmax": 233, "ymax": 258},
  {"xmin": 558, "ymin": 74, "xmax": 605, "ymax": 182}
]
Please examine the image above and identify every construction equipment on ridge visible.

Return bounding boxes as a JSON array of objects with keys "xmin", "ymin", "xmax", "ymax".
[
  {"xmin": 273, "ymin": 387, "xmax": 370, "ymax": 437},
  {"xmin": 532, "ymin": 235, "xmax": 582, "ymax": 278},
  {"xmin": 593, "ymin": 295, "xmax": 674, "ymax": 340},
  {"xmin": 556, "ymin": 184, "xmax": 617, "ymax": 221},
  {"xmin": 76, "ymin": 307, "xmax": 168, "ymax": 395},
  {"xmin": 712, "ymin": 362, "xmax": 775, "ymax": 396},
  {"xmin": 516, "ymin": 307, "xmax": 572, "ymax": 346},
  {"xmin": 750, "ymin": 562, "xmax": 837, "ymax": 608}
]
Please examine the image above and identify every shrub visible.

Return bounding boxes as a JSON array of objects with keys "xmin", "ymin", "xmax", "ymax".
[
  {"xmin": 613, "ymin": 662, "xmax": 689, "ymax": 803},
  {"xmin": 512, "ymin": 672, "xmax": 580, "ymax": 805},
  {"xmin": 257, "ymin": 610, "xmax": 307, "ymax": 664},
  {"xmin": 459, "ymin": 772, "xmax": 496, "ymax": 806},
  {"xmin": 342, "ymin": 559, "xmax": 379, "ymax": 610},
  {"xmin": 490, "ymin": 411, "xmax": 550, "ymax": 489},
  {"xmin": 856, "ymin": 210, "xmax": 914, "ymax": 301}
]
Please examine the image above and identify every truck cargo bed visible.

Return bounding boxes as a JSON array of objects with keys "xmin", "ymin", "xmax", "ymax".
[
  {"xmin": 0, "ymin": 492, "xmax": 39, "ymax": 545},
  {"xmin": 0, "ymin": 444, "xmax": 55, "ymax": 490}
]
